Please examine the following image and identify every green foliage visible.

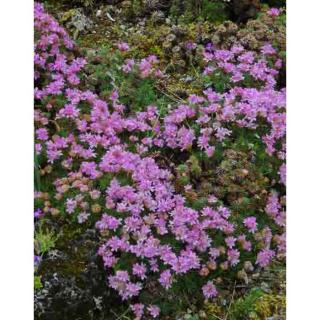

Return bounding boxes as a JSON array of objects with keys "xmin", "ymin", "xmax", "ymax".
[
  {"xmin": 228, "ymin": 288, "xmax": 286, "ymax": 320},
  {"xmin": 229, "ymin": 288, "xmax": 264, "ymax": 320},
  {"xmin": 203, "ymin": 71, "xmax": 231, "ymax": 93},
  {"xmin": 200, "ymin": 0, "xmax": 229, "ymax": 24},
  {"xmin": 82, "ymin": 44, "xmax": 172, "ymax": 113},
  {"xmin": 191, "ymin": 197, "xmax": 208, "ymax": 210},
  {"xmin": 185, "ymin": 314, "xmax": 200, "ymax": 320},
  {"xmin": 34, "ymin": 275, "xmax": 43, "ymax": 290},
  {"xmin": 124, "ymin": 78, "xmax": 157, "ymax": 111},
  {"xmin": 187, "ymin": 155, "xmax": 202, "ymax": 178},
  {"xmin": 35, "ymin": 224, "xmax": 58, "ymax": 255},
  {"xmin": 169, "ymin": 0, "xmax": 230, "ymax": 24}
]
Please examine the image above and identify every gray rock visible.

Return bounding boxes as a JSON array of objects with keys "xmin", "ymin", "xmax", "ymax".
[
  {"xmin": 34, "ymin": 228, "xmax": 121, "ymax": 319},
  {"xmin": 66, "ymin": 9, "xmax": 93, "ymax": 39},
  {"xmin": 151, "ymin": 11, "xmax": 166, "ymax": 24}
]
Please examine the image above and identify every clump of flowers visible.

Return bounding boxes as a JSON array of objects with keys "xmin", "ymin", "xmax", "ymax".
[{"xmin": 34, "ymin": 3, "xmax": 286, "ymax": 317}]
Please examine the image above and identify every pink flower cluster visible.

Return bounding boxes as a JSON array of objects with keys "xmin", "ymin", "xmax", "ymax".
[
  {"xmin": 121, "ymin": 54, "xmax": 163, "ymax": 78},
  {"xmin": 201, "ymin": 43, "xmax": 286, "ymax": 159},
  {"xmin": 34, "ymin": 3, "xmax": 286, "ymax": 316},
  {"xmin": 131, "ymin": 303, "xmax": 160, "ymax": 319}
]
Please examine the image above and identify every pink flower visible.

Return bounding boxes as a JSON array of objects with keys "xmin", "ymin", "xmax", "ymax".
[
  {"xmin": 215, "ymin": 127, "xmax": 232, "ymax": 141},
  {"xmin": 202, "ymin": 281, "xmax": 218, "ymax": 299},
  {"xmin": 147, "ymin": 305, "xmax": 160, "ymax": 318},
  {"xmin": 36, "ymin": 128, "xmax": 48, "ymax": 141},
  {"xmin": 66, "ymin": 198, "xmax": 77, "ymax": 214},
  {"xmin": 208, "ymin": 195, "xmax": 218, "ymax": 204},
  {"xmin": 132, "ymin": 263, "xmax": 147, "ymax": 280},
  {"xmin": 256, "ymin": 249, "xmax": 275, "ymax": 267},
  {"xmin": 122, "ymin": 59, "xmax": 135, "ymax": 73},
  {"xmin": 225, "ymin": 236, "xmax": 236, "ymax": 248},
  {"xmin": 185, "ymin": 41, "xmax": 196, "ymax": 50},
  {"xmin": 117, "ymin": 42, "xmax": 130, "ymax": 51},
  {"xmin": 261, "ymin": 44, "xmax": 276, "ymax": 56},
  {"xmin": 58, "ymin": 104, "xmax": 79, "ymax": 119},
  {"xmin": 130, "ymin": 303, "xmax": 144, "ymax": 319},
  {"xmin": 35, "ymin": 143, "xmax": 42, "ymax": 154},
  {"xmin": 188, "ymin": 94, "xmax": 205, "ymax": 104},
  {"xmin": 278, "ymin": 163, "xmax": 286, "ymax": 185},
  {"xmin": 205, "ymin": 146, "xmax": 215, "ymax": 157},
  {"xmin": 110, "ymin": 90, "xmax": 119, "ymax": 101},
  {"xmin": 267, "ymin": 8, "xmax": 281, "ymax": 17},
  {"xmin": 203, "ymin": 66, "xmax": 215, "ymax": 75},
  {"xmin": 77, "ymin": 212, "xmax": 90, "ymax": 223},
  {"xmin": 96, "ymin": 214, "xmax": 121, "ymax": 231},
  {"xmin": 243, "ymin": 217, "xmax": 258, "ymax": 233},
  {"xmin": 227, "ymin": 249, "xmax": 240, "ymax": 266},
  {"xmin": 159, "ymin": 269, "xmax": 173, "ymax": 289}
]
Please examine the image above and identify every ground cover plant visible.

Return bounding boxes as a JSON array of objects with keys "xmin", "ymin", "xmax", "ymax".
[{"xmin": 34, "ymin": 1, "xmax": 286, "ymax": 319}]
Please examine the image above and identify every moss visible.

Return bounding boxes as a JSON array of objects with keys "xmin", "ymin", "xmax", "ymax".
[
  {"xmin": 254, "ymin": 293, "xmax": 286, "ymax": 319},
  {"xmin": 187, "ymin": 155, "xmax": 202, "ymax": 178},
  {"xmin": 201, "ymin": 0, "xmax": 229, "ymax": 24},
  {"xmin": 34, "ymin": 275, "xmax": 43, "ymax": 290}
]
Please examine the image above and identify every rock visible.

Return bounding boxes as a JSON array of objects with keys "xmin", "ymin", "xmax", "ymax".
[
  {"xmin": 65, "ymin": 8, "xmax": 93, "ymax": 39},
  {"xmin": 45, "ymin": 249, "xmax": 68, "ymax": 261},
  {"xmin": 237, "ymin": 269, "xmax": 249, "ymax": 284},
  {"xmin": 166, "ymin": 33, "xmax": 176, "ymax": 42},
  {"xmin": 34, "ymin": 227, "xmax": 121, "ymax": 319},
  {"xmin": 172, "ymin": 45, "xmax": 181, "ymax": 53},
  {"xmin": 180, "ymin": 76, "xmax": 194, "ymax": 83},
  {"xmin": 106, "ymin": 12, "xmax": 115, "ymax": 22},
  {"xmin": 261, "ymin": 281, "xmax": 272, "ymax": 293},
  {"xmin": 151, "ymin": 11, "xmax": 166, "ymax": 24},
  {"xmin": 244, "ymin": 261, "xmax": 254, "ymax": 273},
  {"xmin": 68, "ymin": 9, "xmax": 93, "ymax": 32},
  {"xmin": 230, "ymin": 0, "xmax": 261, "ymax": 23},
  {"xmin": 252, "ymin": 272, "xmax": 260, "ymax": 280}
]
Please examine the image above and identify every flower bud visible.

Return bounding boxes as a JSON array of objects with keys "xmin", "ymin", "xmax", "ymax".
[
  {"xmin": 43, "ymin": 193, "xmax": 49, "ymax": 200},
  {"xmin": 80, "ymin": 202, "xmax": 89, "ymax": 210},
  {"xmin": 218, "ymin": 246, "xmax": 226, "ymax": 255},
  {"xmin": 61, "ymin": 184, "xmax": 69, "ymax": 193},
  {"xmin": 51, "ymin": 208, "xmax": 60, "ymax": 217},
  {"xmin": 244, "ymin": 261, "xmax": 254, "ymax": 273},
  {"xmin": 220, "ymin": 262, "xmax": 228, "ymax": 270},
  {"xmin": 91, "ymin": 203, "xmax": 101, "ymax": 213},
  {"xmin": 55, "ymin": 193, "xmax": 63, "ymax": 201},
  {"xmin": 199, "ymin": 267, "xmax": 209, "ymax": 277},
  {"xmin": 207, "ymin": 261, "xmax": 217, "ymax": 270},
  {"xmin": 82, "ymin": 114, "xmax": 91, "ymax": 121},
  {"xmin": 45, "ymin": 165, "xmax": 52, "ymax": 173}
]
